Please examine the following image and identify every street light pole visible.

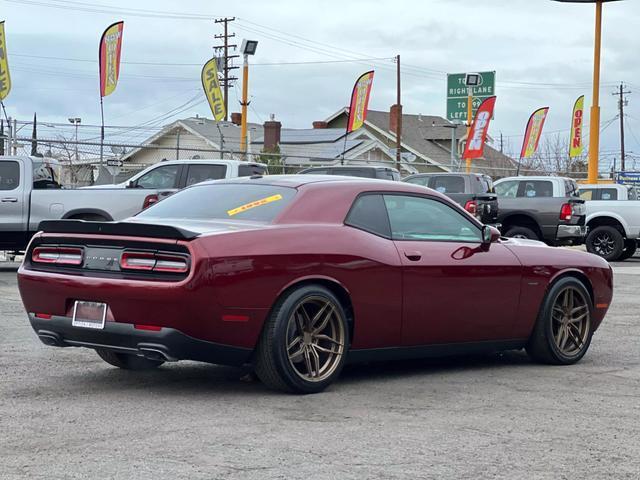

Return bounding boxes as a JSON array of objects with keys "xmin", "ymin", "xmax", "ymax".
[{"xmin": 240, "ymin": 54, "xmax": 249, "ymax": 157}]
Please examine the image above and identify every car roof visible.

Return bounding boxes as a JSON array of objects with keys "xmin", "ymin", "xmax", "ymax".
[
  {"xmin": 152, "ymin": 159, "xmax": 266, "ymax": 167},
  {"xmin": 302, "ymin": 165, "xmax": 399, "ymax": 172}
]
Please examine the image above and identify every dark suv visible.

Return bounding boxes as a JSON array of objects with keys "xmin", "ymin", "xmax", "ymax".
[
  {"xmin": 403, "ymin": 173, "xmax": 499, "ymax": 225},
  {"xmin": 298, "ymin": 166, "xmax": 400, "ymax": 181}
]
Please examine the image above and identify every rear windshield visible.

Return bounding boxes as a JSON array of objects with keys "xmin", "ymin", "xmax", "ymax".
[
  {"xmin": 137, "ymin": 184, "xmax": 296, "ymax": 222},
  {"xmin": 430, "ymin": 175, "xmax": 465, "ymax": 194}
]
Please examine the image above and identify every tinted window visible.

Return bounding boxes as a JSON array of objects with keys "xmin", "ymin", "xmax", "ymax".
[
  {"xmin": 495, "ymin": 180, "xmax": 519, "ymax": 198},
  {"xmin": 301, "ymin": 168, "xmax": 328, "ymax": 175},
  {"xmin": 384, "ymin": 195, "xmax": 481, "ymax": 242},
  {"xmin": 0, "ymin": 161, "xmax": 20, "ymax": 191},
  {"xmin": 331, "ymin": 168, "xmax": 376, "ymax": 179},
  {"xmin": 239, "ymin": 164, "xmax": 268, "ymax": 177},
  {"xmin": 345, "ymin": 194, "xmax": 391, "ymax": 238},
  {"xmin": 404, "ymin": 176, "xmax": 429, "ymax": 187},
  {"xmin": 520, "ymin": 180, "xmax": 553, "ymax": 198},
  {"xmin": 600, "ymin": 188, "xmax": 618, "ymax": 201},
  {"xmin": 136, "ymin": 165, "xmax": 179, "ymax": 189},
  {"xmin": 378, "ymin": 170, "xmax": 399, "ymax": 181},
  {"xmin": 429, "ymin": 176, "xmax": 465, "ymax": 194},
  {"xmin": 579, "ymin": 188, "xmax": 595, "ymax": 200},
  {"xmin": 185, "ymin": 164, "xmax": 227, "ymax": 186},
  {"xmin": 137, "ymin": 184, "xmax": 295, "ymax": 222}
]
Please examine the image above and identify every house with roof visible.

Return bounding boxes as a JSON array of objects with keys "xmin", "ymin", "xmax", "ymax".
[{"xmin": 116, "ymin": 105, "xmax": 516, "ymax": 179}]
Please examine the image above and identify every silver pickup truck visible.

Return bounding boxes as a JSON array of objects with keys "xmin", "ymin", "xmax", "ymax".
[
  {"xmin": 579, "ymin": 183, "xmax": 640, "ymax": 261},
  {"xmin": 0, "ymin": 156, "xmax": 160, "ymax": 251}
]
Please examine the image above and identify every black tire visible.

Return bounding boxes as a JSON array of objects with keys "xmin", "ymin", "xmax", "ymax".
[
  {"xmin": 586, "ymin": 226, "xmax": 624, "ymax": 261},
  {"xmin": 504, "ymin": 226, "xmax": 539, "ymax": 240},
  {"xmin": 526, "ymin": 277, "xmax": 593, "ymax": 365},
  {"xmin": 96, "ymin": 348, "xmax": 164, "ymax": 370},
  {"xmin": 618, "ymin": 240, "xmax": 637, "ymax": 261},
  {"xmin": 254, "ymin": 285, "xmax": 350, "ymax": 394}
]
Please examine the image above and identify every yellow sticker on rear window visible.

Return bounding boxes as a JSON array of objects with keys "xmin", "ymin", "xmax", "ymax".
[{"xmin": 227, "ymin": 194, "xmax": 283, "ymax": 217}]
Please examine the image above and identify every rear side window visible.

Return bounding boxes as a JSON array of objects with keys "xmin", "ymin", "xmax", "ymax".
[
  {"xmin": 599, "ymin": 188, "xmax": 618, "ymax": 201},
  {"xmin": 185, "ymin": 164, "xmax": 227, "ymax": 186},
  {"xmin": 579, "ymin": 188, "xmax": 595, "ymax": 200},
  {"xmin": 378, "ymin": 170, "xmax": 399, "ymax": 181},
  {"xmin": 519, "ymin": 180, "xmax": 553, "ymax": 198},
  {"xmin": 564, "ymin": 179, "xmax": 579, "ymax": 197},
  {"xmin": 495, "ymin": 180, "xmax": 519, "ymax": 197},
  {"xmin": 239, "ymin": 164, "xmax": 268, "ymax": 177},
  {"xmin": 429, "ymin": 176, "xmax": 465, "ymax": 194},
  {"xmin": 404, "ymin": 176, "xmax": 429, "ymax": 187},
  {"xmin": 137, "ymin": 184, "xmax": 296, "ymax": 222},
  {"xmin": 136, "ymin": 165, "xmax": 179, "ymax": 189},
  {"xmin": 345, "ymin": 194, "xmax": 391, "ymax": 238},
  {"xmin": 0, "ymin": 161, "xmax": 20, "ymax": 190}
]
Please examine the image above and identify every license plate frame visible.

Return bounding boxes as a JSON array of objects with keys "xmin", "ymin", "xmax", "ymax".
[{"xmin": 72, "ymin": 301, "xmax": 107, "ymax": 330}]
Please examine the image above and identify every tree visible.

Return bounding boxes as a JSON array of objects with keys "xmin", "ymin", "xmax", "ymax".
[{"xmin": 257, "ymin": 145, "xmax": 285, "ymax": 174}]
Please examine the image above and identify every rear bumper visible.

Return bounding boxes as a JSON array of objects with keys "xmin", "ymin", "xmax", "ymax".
[
  {"xmin": 28, "ymin": 314, "xmax": 252, "ymax": 366},
  {"xmin": 556, "ymin": 225, "xmax": 586, "ymax": 241}
]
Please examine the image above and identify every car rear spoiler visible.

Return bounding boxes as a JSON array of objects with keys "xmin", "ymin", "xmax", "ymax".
[{"xmin": 38, "ymin": 220, "xmax": 200, "ymax": 240}]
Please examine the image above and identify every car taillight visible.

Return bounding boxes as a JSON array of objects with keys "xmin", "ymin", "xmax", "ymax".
[
  {"xmin": 120, "ymin": 251, "xmax": 189, "ymax": 274},
  {"xmin": 142, "ymin": 194, "xmax": 159, "ymax": 210},
  {"xmin": 32, "ymin": 246, "xmax": 83, "ymax": 265},
  {"xmin": 560, "ymin": 203, "xmax": 573, "ymax": 221},
  {"xmin": 464, "ymin": 200, "xmax": 478, "ymax": 216}
]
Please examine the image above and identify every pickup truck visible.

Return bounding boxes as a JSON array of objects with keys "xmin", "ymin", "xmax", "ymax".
[
  {"xmin": 578, "ymin": 183, "xmax": 640, "ymax": 261},
  {"xmin": 0, "ymin": 156, "xmax": 162, "ymax": 251},
  {"xmin": 402, "ymin": 172, "xmax": 499, "ymax": 225},
  {"xmin": 493, "ymin": 176, "xmax": 586, "ymax": 246},
  {"xmin": 86, "ymin": 159, "xmax": 267, "ymax": 189}
]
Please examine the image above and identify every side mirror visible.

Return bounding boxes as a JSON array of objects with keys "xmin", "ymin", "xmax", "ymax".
[
  {"xmin": 481, "ymin": 225, "xmax": 501, "ymax": 250},
  {"xmin": 127, "ymin": 180, "xmax": 135, "ymax": 188}
]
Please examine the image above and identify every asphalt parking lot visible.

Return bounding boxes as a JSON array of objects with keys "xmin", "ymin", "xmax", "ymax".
[{"xmin": 1, "ymin": 259, "xmax": 639, "ymax": 480}]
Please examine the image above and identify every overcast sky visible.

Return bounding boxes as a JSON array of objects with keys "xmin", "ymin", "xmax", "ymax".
[{"xmin": 2, "ymin": 0, "xmax": 640, "ymax": 169}]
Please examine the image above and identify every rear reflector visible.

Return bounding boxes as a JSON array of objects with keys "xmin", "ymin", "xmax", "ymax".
[
  {"xmin": 32, "ymin": 246, "xmax": 83, "ymax": 266},
  {"xmin": 120, "ymin": 251, "xmax": 189, "ymax": 274},
  {"xmin": 142, "ymin": 194, "xmax": 159, "ymax": 210},
  {"xmin": 134, "ymin": 324, "xmax": 163, "ymax": 331},
  {"xmin": 34, "ymin": 313, "xmax": 52, "ymax": 319}
]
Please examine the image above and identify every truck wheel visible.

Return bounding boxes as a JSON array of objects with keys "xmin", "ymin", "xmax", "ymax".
[
  {"xmin": 504, "ymin": 226, "xmax": 539, "ymax": 240},
  {"xmin": 618, "ymin": 240, "xmax": 637, "ymax": 261},
  {"xmin": 586, "ymin": 226, "xmax": 624, "ymax": 261}
]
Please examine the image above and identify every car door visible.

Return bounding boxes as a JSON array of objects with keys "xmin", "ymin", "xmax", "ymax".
[
  {"xmin": 383, "ymin": 193, "xmax": 522, "ymax": 346},
  {"xmin": 0, "ymin": 159, "xmax": 27, "ymax": 234},
  {"xmin": 131, "ymin": 163, "xmax": 182, "ymax": 201}
]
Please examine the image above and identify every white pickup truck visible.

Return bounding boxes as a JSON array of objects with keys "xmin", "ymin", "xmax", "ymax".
[
  {"xmin": 0, "ymin": 156, "xmax": 268, "ymax": 252},
  {"xmin": 579, "ymin": 183, "xmax": 640, "ymax": 261},
  {"xmin": 0, "ymin": 156, "xmax": 162, "ymax": 251}
]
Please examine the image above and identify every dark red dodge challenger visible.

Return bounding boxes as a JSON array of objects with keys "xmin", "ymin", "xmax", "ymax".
[{"xmin": 18, "ymin": 175, "xmax": 613, "ymax": 393}]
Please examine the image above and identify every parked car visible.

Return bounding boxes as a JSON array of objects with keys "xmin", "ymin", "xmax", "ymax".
[
  {"xmin": 18, "ymin": 175, "xmax": 612, "ymax": 394},
  {"xmin": 0, "ymin": 156, "xmax": 161, "ymax": 251},
  {"xmin": 493, "ymin": 176, "xmax": 586, "ymax": 245},
  {"xmin": 298, "ymin": 165, "xmax": 400, "ymax": 180},
  {"xmin": 84, "ymin": 159, "xmax": 268, "ymax": 189},
  {"xmin": 578, "ymin": 183, "xmax": 640, "ymax": 261},
  {"xmin": 403, "ymin": 172, "xmax": 498, "ymax": 225}
]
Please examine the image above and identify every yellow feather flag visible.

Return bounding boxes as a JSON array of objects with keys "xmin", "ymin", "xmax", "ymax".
[
  {"xmin": 201, "ymin": 58, "xmax": 226, "ymax": 121},
  {"xmin": 0, "ymin": 21, "xmax": 12, "ymax": 102}
]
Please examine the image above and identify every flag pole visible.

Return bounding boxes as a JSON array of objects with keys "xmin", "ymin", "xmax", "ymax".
[{"xmin": 99, "ymin": 95, "xmax": 104, "ymax": 169}]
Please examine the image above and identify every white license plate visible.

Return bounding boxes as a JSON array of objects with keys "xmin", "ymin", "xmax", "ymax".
[{"xmin": 72, "ymin": 301, "xmax": 107, "ymax": 329}]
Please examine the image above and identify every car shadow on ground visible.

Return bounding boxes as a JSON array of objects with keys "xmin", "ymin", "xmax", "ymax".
[{"xmin": 46, "ymin": 349, "xmax": 536, "ymax": 397}]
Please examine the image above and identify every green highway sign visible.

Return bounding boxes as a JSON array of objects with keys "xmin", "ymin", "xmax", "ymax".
[{"xmin": 446, "ymin": 71, "xmax": 495, "ymax": 122}]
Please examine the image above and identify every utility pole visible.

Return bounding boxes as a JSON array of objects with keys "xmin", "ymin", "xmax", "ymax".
[
  {"xmin": 395, "ymin": 54, "xmax": 402, "ymax": 172},
  {"xmin": 613, "ymin": 82, "xmax": 631, "ymax": 172},
  {"xmin": 499, "ymin": 131, "xmax": 504, "ymax": 153},
  {"xmin": 214, "ymin": 17, "xmax": 239, "ymax": 122}
]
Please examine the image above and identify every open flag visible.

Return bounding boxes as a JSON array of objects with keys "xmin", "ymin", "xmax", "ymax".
[
  {"xmin": 520, "ymin": 107, "xmax": 549, "ymax": 159},
  {"xmin": 99, "ymin": 21, "xmax": 124, "ymax": 97},
  {"xmin": 462, "ymin": 96, "xmax": 497, "ymax": 160}
]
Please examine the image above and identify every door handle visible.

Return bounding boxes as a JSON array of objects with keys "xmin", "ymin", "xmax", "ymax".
[
  {"xmin": 1, "ymin": 197, "xmax": 18, "ymax": 203},
  {"xmin": 404, "ymin": 251, "xmax": 422, "ymax": 261}
]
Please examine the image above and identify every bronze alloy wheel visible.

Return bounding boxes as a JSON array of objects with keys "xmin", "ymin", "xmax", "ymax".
[
  {"xmin": 551, "ymin": 286, "xmax": 591, "ymax": 358},
  {"xmin": 285, "ymin": 295, "xmax": 346, "ymax": 382}
]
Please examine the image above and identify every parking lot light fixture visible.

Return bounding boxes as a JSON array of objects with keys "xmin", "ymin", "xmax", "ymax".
[{"xmin": 239, "ymin": 40, "xmax": 258, "ymax": 158}]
